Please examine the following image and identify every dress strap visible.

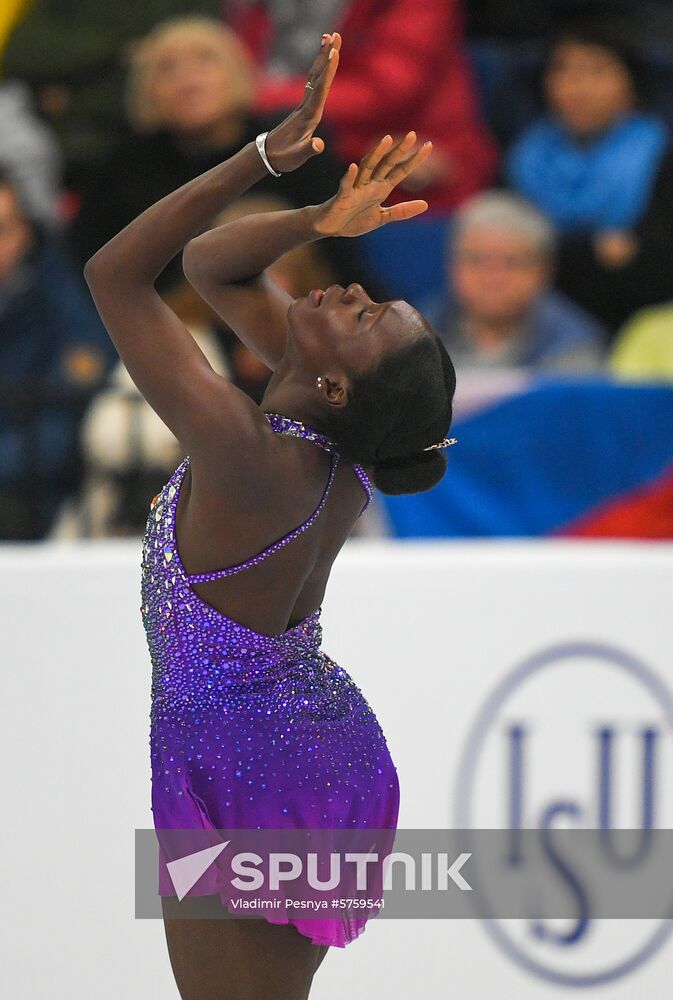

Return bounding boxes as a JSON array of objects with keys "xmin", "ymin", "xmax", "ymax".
[
  {"xmin": 264, "ymin": 411, "xmax": 373, "ymax": 517},
  {"xmin": 352, "ymin": 463, "xmax": 373, "ymax": 516},
  {"xmin": 184, "ymin": 448, "xmax": 340, "ymax": 584}
]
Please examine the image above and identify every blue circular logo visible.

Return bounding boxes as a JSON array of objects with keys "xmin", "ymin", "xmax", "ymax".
[{"xmin": 455, "ymin": 640, "xmax": 673, "ymax": 987}]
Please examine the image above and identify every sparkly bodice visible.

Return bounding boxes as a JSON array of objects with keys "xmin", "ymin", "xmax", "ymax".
[
  {"xmin": 140, "ymin": 410, "xmax": 375, "ymax": 721},
  {"xmin": 141, "ymin": 409, "xmax": 397, "ymax": 806}
]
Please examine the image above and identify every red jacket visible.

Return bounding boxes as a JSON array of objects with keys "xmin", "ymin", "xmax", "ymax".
[{"xmin": 230, "ymin": 0, "xmax": 498, "ymax": 213}]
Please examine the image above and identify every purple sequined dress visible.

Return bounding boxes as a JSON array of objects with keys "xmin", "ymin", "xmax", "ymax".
[{"xmin": 140, "ymin": 412, "xmax": 400, "ymax": 947}]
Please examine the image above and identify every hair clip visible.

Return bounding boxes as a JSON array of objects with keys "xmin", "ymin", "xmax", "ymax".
[{"xmin": 423, "ymin": 437, "xmax": 458, "ymax": 451}]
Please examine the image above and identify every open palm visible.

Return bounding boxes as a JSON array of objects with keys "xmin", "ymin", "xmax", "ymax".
[
  {"xmin": 266, "ymin": 33, "xmax": 342, "ymax": 173},
  {"xmin": 313, "ymin": 132, "xmax": 434, "ymax": 238}
]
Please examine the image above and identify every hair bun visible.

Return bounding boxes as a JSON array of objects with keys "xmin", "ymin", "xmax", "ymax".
[{"xmin": 372, "ymin": 450, "xmax": 446, "ymax": 496}]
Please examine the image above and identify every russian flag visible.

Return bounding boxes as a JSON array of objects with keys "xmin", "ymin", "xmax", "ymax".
[{"xmin": 377, "ymin": 374, "xmax": 673, "ymax": 539}]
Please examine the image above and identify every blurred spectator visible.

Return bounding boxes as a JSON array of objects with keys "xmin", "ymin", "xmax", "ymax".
[
  {"xmin": 505, "ymin": 15, "xmax": 673, "ymax": 335},
  {"xmin": 423, "ymin": 191, "xmax": 606, "ymax": 373},
  {"xmin": 229, "ymin": 0, "xmax": 497, "ymax": 214},
  {"xmin": 0, "ymin": 170, "xmax": 116, "ymax": 539},
  {"xmin": 465, "ymin": 2, "xmax": 673, "ymax": 145},
  {"xmin": 0, "ymin": 79, "xmax": 62, "ymax": 227},
  {"xmin": 607, "ymin": 303, "xmax": 673, "ymax": 383},
  {"xmin": 70, "ymin": 16, "xmax": 373, "ymax": 296},
  {"xmin": 2, "ymin": 0, "xmax": 223, "ymax": 186}
]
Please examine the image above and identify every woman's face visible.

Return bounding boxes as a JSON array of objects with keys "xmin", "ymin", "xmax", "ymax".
[
  {"xmin": 286, "ymin": 283, "xmax": 426, "ymax": 383},
  {"xmin": 148, "ymin": 34, "xmax": 247, "ymax": 134},
  {"xmin": 545, "ymin": 41, "xmax": 636, "ymax": 137}
]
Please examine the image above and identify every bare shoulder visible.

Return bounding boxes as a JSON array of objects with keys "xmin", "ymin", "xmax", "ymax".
[{"xmin": 186, "ymin": 396, "xmax": 283, "ymax": 508}]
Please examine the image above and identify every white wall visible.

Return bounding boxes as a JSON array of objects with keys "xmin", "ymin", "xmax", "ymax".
[{"xmin": 2, "ymin": 539, "xmax": 672, "ymax": 999}]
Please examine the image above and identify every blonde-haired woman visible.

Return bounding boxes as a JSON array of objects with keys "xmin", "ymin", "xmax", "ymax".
[
  {"xmin": 125, "ymin": 15, "xmax": 256, "ymax": 137},
  {"xmin": 71, "ymin": 15, "xmax": 357, "ymax": 293}
]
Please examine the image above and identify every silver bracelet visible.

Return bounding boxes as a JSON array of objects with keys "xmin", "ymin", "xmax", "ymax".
[{"xmin": 255, "ymin": 132, "xmax": 281, "ymax": 177}]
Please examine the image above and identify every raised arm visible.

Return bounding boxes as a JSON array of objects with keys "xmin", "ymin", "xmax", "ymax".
[
  {"xmin": 182, "ymin": 207, "xmax": 320, "ymax": 372},
  {"xmin": 83, "ymin": 33, "xmax": 341, "ymax": 459}
]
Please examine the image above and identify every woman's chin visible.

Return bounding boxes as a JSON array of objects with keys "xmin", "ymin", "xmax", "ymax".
[{"xmin": 170, "ymin": 109, "xmax": 230, "ymax": 136}]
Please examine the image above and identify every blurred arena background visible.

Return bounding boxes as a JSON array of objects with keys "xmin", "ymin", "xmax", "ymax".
[{"xmin": 1, "ymin": 1, "xmax": 673, "ymax": 997}]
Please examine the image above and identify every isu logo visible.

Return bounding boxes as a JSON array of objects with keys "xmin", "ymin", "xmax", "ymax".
[{"xmin": 455, "ymin": 641, "xmax": 673, "ymax": 987}]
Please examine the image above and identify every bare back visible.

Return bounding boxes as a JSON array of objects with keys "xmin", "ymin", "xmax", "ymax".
[{"xmin": 172, "ymin": 412, "xmax": 372, "ymax": 638}]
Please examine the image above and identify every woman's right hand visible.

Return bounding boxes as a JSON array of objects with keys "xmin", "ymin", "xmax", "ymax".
[
  {"xmin": 309, "ymin": 132, "xmax": 434, "ymax": 238},
  {"xmin": 265, "ymin": 33, "xmax": 341, "ymax": 173}
]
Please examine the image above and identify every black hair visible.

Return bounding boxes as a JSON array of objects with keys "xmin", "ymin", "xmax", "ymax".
[
  {"xmin": 545, "ymin": 12, "xmax": 651, "ymax": 105},
  {"xmin": 323, "ymin": 330, "xmax": 457, "ymax": 496}
]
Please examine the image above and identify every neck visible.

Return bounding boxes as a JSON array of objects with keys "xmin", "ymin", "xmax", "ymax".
[
  {"xmin": 260, "ymin": 362, "xmax": 327, "ymax": 432},
  {"xmin": 177, "ymin": 114, "xmax": 246, "ymax": 151},
  {"xmin": 466, "ymin": 314, "xmax": 523, "ymax": 351},
  {"xmin": 562, "ymin": 107, "xmax": 636, "ymax": 145}
]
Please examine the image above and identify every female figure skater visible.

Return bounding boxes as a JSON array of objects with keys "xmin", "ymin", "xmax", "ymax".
[{"xmin": 85, "ymin": 32, "xmax": 456, "ymax": 1000}]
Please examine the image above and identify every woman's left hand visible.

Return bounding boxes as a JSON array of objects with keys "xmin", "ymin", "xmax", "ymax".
[
  {"xmin": 309, "ymin": 132, "xmax": 434, "ymax": 238},
  {"xmin": 265, "ymin": 33, "xmax": 341, "ymax": 173}
]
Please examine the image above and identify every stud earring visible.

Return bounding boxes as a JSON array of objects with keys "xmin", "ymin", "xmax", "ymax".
[{"xmin": 316, "ymin": 376, "xmax": 323, "ymax": 391}]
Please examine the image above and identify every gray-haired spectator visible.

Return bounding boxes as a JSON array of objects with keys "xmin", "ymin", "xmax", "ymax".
[
  {"xmin": 423, "ymin": 191, "xmax": 607, "ymax": 373},
  {"xmin": 0, "ymin": 80, "xmax": 62, "ymax": 227}
]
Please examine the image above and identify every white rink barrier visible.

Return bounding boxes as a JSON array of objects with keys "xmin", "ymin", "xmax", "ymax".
[{"xmin": 2, "ymin": 538, "xmax": 672, "ymax": 999}]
